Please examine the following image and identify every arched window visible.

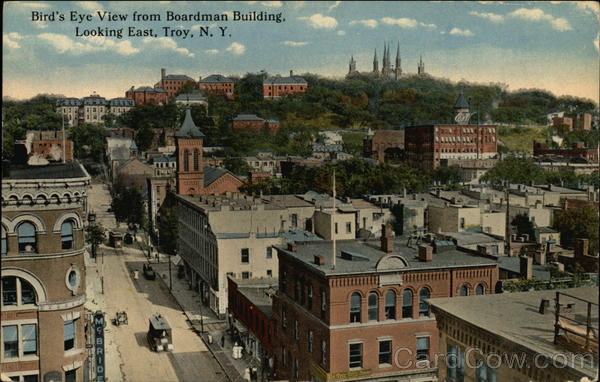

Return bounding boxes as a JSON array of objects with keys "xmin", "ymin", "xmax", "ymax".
[
  {"xmin": 368, "ymin": 292, "xmax": 378, "ymax": 321},
  {"xmin": 419, "ymin": 288, "xmax": 431, "ymax": 317},
  {"xmin": 183, "ymin": 150, "xmax": 190, "ymax": 172},
  {"xmin": 193, "ymin": 149, "xmax": 199, "ymax": 171},
  {"xmin": 61, "ymin": 221, "xmax": 74, "ymax": 250},
  {"xmin": 1, "ymin": 225, "xmax": 7, "ymax": 256},
  {"xmin": 476, "ymin": 284, "xmax": 485, "ymax": 295},
  {"xmin": 2, "ymin": 277, "xmax": 37, "ymax": 306},
  {"xmin": 350, "ymin": 293, "xmax": 361, "ymax": 323},
  {"xmin": 17, "ymin": 222, "xmax": 37, "ymax": 253},
  {"xmin": 384, "ymin": 290, "xmax": 396, "ymax": 320},
  {"xmin": 459, "ymin": 284, "xmax": 469, "ymax": 296},
  {"xmin": 402, "ymin": 289, "xmax": 413, "ymax": 318}
]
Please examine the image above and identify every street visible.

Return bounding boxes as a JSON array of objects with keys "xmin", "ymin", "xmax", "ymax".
[{"xmin": 86, "ymin": 182, "xmax": 228, "ymax": 382}]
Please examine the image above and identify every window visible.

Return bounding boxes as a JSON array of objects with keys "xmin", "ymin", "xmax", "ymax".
[
  {"xmin": 294, "ymin": 279, "xmax": 300, "ymax": 301},
  {"xmin": 294, "ymin": 358, "xmax": 299, "ymax": 379},
  {"xmin": 459, "ymin": 218, "xmax": 465, "ymax": 229},
  {"xmin": 281, "ymin": 267, "xmax": 287, "ymax": 293},
  {"xmin": 368, "ymin": 292, "xmax": 378, "ymax": 321},
  {"xmin": 379, "ymin": 340, "xmax": 392, "ymax": 365},
  {"xmin": 321, "ymin": 340, "xmax": 327, "ymax": 365},
  {"xmin": 193, "ymin": 149, "xmax": 199, "ymax": 171},
  {"xmin": 281, "ymin": 306, "xmax": 287, "ymax": 328},
  {"xmin": 348, "ymin": 343, "xmax": 362, "ymax": 369},
  {"xmin": 266, "ymin": 270, "xmax": 272, "ymax": 278},
  {"xmin": 183, "ymin": 150, "xmax": 190, "ymax": 172},
  {"xmin": 307, "ymin": 284, "xmax": 313, "ymax": 310},
  {"xmin": 346, "ymin": 222, "xmax": 352, "ymax": 234},
  {"xmin": 334, "ymin": 223, "xmax": 338, "ymax": 234},
  {"xmin": 294, "ymin": 319, "xmax": 299, "ymax": 340},
  {"xmin": 402, "ymin": 289, "xmax": 413, "ymax": 318},
  {"xmin": 2, "ymin": 277, "xmax": 17, "ymax": 306},
  {"xmin": 241, "ymin": 272, "xmax": 250, "ymax": 279},
  {"xmin": 291, "ymin": 214, "xmax": 298, "ymax": 228},
  {"xmin": 281, "ymin": 346, "xmax": 286, "ymax": 365},
  {"xmin": 459, "ymin": 285, "xmax": 469, "ymax": 296},
  {"xmin": 350, "ymin": 293, "xmax": 361, "ymax": 323},
  {"xmin": 24, "ymin": 376, "xmax": 39, "ymax": 382},
  {"xmin": 61, "ymin": 221, "xmax": 74, "ymax": 250},
  {"xmin": 3, "ymin": 325, "xmax": 18, "ymax": 358},
  {"xmin": 385, "ymin": 290, "xmax": 396, "ymax": 320},
  {"xmin": 2, "ymin": 277, "xmax": 36, "ymax": 307},
  {"xmin": 308, "ymin": 330, "xmax": 313, "ymax": 353},
  {"xmin": 416, "ymin": 337, "xmax": 429, "ymax": 361},
  {"xmin": 241, "ymin": 248, "xmax": 249, "ymax": 263},
  {"xmin": 64, "ymin": 320, "xmax": 75, "ymax": 351},
  {"xmin": 320, "ymin": 289, "xmax": 326, "ymax": 318},
  {"xmin": 419, "ymin": 288, "xmax": 430, "ymax": 317},
  {"xmin": 266, "ymin": 247, "xmax": 273, "ymax": 259},
  {"xmin": 476, "ymin": 284, "xmax": 485, "ymax": 295},
  {"xmin": 447, "ymin": 345, "xmax": 465, "ymax": 382},
  {"xmin": 1, "ymin": 225, "xmax": 7, "ymax": 256},
  {"xmin": 22, "ymin": 324, "xmax": 37, "ymax": 356},
  {"xmin": 65, "ymin": 370, "xmax": 76, "ymax": 382},
  {"xmin": 17, "ymin": 222, "xmax": 37, "ymax": 253},
  {"xmin": 476, "ymin": 362, "xmax": 497, "ymax": 382}
]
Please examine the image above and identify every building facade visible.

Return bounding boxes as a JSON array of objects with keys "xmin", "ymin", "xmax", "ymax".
[
  {"xmin": 1, "ymin": 162, "xmax": 91, "ymax": 382},
  {"xmin": 231, "ymin": 114, "xmax": 280, "ymax": 133},
  {"xmin": 24, "ymin": 131, "xmax": 73, "ymax": 163},
  {"xmin": 533, "ymin": 142, "xmax": 598, "ymax": 164},
  {"xmin": 125, "ymin": 86, "xmax": 169, "ymax": 106},
  {"xmin": 198, "ymin": 74, "xmax": 235, "ymax": 99},
  {"xmin": 263, "ymin": 72, "xmax": 308, "ymax": 99},
  {"xmin": 363, "ymin": 129, "xmax": 405, "ymax": 163},
  {"xmin": 56, "ymin": 95, "xmax": 134, "ymax": 126},
  {"xmin": 154, "ymin": 68, "xmax": 195, "ymax": 99}
]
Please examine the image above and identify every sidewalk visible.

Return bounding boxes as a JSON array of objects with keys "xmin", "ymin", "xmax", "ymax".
[{"xmin": 153, "ymin": 258, "xmax": 262, "ymax": 382}]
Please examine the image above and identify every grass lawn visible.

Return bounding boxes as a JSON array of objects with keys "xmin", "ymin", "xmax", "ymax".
[{"xmin": 497, "ymin": 125, "xmax": 549, "ymax": 153}]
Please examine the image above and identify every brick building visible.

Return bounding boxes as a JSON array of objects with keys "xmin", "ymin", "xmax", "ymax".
[
  {"xmin": 363, "ymin": 129, "xmax": 405, "ymax": 163},
  {"xmin": 125, "ymin": 86, "xmax": 169, "ymax": 106},
  {"xmin": 272, "ymin": 225, "xmax": 499, "ymax": 382},
  {"xmin": 231, "ymin": 114, "xmax": 280, "ymax": 133},
  {"xmin": 263, "ymin": 71, "xmax": 308, "ymax": 99},
  {"xmin": 56, "ymin": 95, "xmax": 134, "ymax": 126},
  {"xmin": 1, "ymin": 162, "xmax": 91, "ymax": 382},
  {"xmin": 24, "ymin": 130, "xmax": 73, "ymax": 163},
  {"xmin": 198, "ymin": 74, "xmax": 235, "ymax": 99},
  {"xmin": 429, "ymin": 287, "xmax": 598, "ymax": 382},
  {"xmin": 552, "ymin": 116, "xmax": 573, "ymax": 131},
  {"xmin": 154, "ymin": 68, "xmax": 195, "ymax": 98},
  {"xmin": 533, "ymin": 141, "xmax": 598, "ymax": 164}
]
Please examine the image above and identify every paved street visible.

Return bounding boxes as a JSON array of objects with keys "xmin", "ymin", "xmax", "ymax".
[{"xmin": 85, "ymin": 181, "xmax": 228, "ymax": 382}]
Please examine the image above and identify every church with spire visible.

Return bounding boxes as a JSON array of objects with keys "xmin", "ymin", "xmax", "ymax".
[{"xmin": 347, "ymin": 41, "xmax": 426, "ymax": 78}]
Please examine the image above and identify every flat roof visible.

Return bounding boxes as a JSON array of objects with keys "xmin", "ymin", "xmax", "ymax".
[
  {"xmin": 429, "ymin": 287, "xmax": 599, "ymax": 378},
  {"xmin": 231, "ymin": 278, "xmax": 278, "ymax": 317},
  {"xmin": 442, "ymin": 232, "xmax": 503, "ymax": 246},
  {"xmin": 3, "ymin": 162, "xmax": 88, "ymax": 180}
]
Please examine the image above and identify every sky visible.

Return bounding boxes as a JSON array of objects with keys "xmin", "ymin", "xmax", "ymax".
[{"xmin": 3, "ymin": 1, "xmax": 599, "ymax": 103}]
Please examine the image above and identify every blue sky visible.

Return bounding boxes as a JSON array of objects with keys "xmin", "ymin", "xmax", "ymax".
[{"xmin": 3, "ymin": 1, "xmax": 599, "ymax": 102}]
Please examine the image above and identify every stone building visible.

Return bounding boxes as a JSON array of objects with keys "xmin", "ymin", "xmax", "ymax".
[
  {"xmin": 363, "ymin": 129, "xmax": 405, "ymax": 163},
  {"xmin": 1, "ymin": 162, "xmax": 91, "ymax": 382},
  {"xmin": 271, "ymin": 226, "xmax": 499, "ymax": 381},
  {"xmin": 153, "ymin": 68, "xmax": 195, "ymax": 98},
  {"xmin": 125, "ymin": 86, "xmax": 169, "ymax": 106},
  {"xmin": 429, "ymin": 287, "xmax": 598, "ymax": 382},
  {"xmin": 263, "ymin": 71, "xmax": 308, "ymax": 99},
  {"xmin": 198, "ymin": 74, "xmax": 235, "ymax": 99},
  {"xmin": 56, "ymin": 95, "xmax": 134, "ymax": 126}
]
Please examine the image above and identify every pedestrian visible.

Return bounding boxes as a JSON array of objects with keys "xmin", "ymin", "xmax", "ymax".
[{"xmin": 221, "ymin": 335, "xmax": 225, "ymax": 347}]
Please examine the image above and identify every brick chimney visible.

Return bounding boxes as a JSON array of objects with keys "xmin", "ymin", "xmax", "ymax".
[
  {"xmin": 520, "ymin": 256, "xmax": 533, "ymax": 280},
  {"xmin": 161, "ymin": 68, "xmax": 166, "ymax": 79},
  {"xmin": 534, "ymin": 250, "xmax": 546, "ymax": 265},
  {"xmin": 287, "ymin": 242, "xmax": 298, "ymax": 252},
  {"xmin": 290, "ymin": 70, "xmax": 293, "ymax": 77},
  {"xmin": 574, "ymin": 238, "xmax": 589, "ymax": 258},
  {"xmin": 314, "ymin": 255, "xmax": 325, "ymax": 265},
  {"xmin": 418, "ymin": 245, "xmax": 433, "ymax": 262},
  {"xmin": 381, "ymin": 224, "xmax": 393, "ymax": 253}
]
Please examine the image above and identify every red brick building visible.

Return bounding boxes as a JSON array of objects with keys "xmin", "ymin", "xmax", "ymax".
[
  {"xmin": 533, "ymin": 141, "xmax": 598, "ymax": 164},
  {"xmin": 198, "ymin": 74, "xmax": 235, "ymax": 99},
  {"xmin": 25, "ymin": 130, "xmax": 73, "ymax": 163},
  {"xmin": 231, "ymin": 114, "xmax": 280, "ymax": 133},
  {"xmin": 154, "ymin": 68, "xmax": 195, "ymax": 98},
  {"xmin": 552, "ymin": 116, "xmax": 573, "ymax": 131},
  {"xmin": 363, "ymin": 129, "xmax": 405, "ymax": 163},
  {"xmin": 125, "ymin": 86, "xmax": 169, "ymax": 106},
  {"xmin": 272, "ymin": 225, "xmax": 499, "ymax": 382},
  {"xmin": 263, "ymin": 71, "xmax": 308, "ymax": 99}
]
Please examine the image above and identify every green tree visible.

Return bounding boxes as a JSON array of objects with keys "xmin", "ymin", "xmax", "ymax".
[
  {"xmin": 112, "ymin": 187, "xmax": 147, "ymax": 229},
  {"xmin": 481, "ymin": 156, "xmax": 546, "ymax": 184},
  {"xmin": 157, "ymin": 205, "xmax": 178, "ymax": 255},
  {"xmin": 85, "ymin": 223, "xmax": 106, "ymax": 257},
  {"xmin": 433, "ymin": 165, "xmax": 462, "ymax": 184},
  {"xmin": 512, "ymin": 214, "xmax": 535, "ymax": 238},
  {"xmin": 223, "ymin": 157, "xmax": 252, "ymax": 175},
  {"xmin": 553, "ymin": 205, "xmax": 599, "ymax": 255},
  {"xmin": 68, "ymin": 123, "xmax": 107, "ymax": 161}
]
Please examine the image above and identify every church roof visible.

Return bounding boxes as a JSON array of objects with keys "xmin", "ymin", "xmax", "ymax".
[
  {"xmin": 454, "ymin": 93, "xmax": 470, "ymax": 109},
  {"xmin": 175, "ymin": 108, "xmax": 205, "ymax": 138}
]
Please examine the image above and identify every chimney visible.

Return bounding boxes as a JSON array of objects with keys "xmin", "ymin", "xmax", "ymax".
[
  {"xmin": 520, "ymin": 256, "xmax": 533, "ymax": 280},
  {"xmin": 130, "ymin": 86, "xmax": 134, "ymax": 92},
  {"xmin": 314, "ymin": 255, "xmax": 325, "ymax": 265},
  {"xmin": 381, "ymin": 224, "xmax": 393, "ymax": 253},
  {"xmin": 161, "ymin": 68, "xmax": 166, "ymax": 79},
  {"xmin": 287, "ymin": 242, "xmax": 298, "ymax": 252},
  {"xmin": 534, "ymin": 250, "xmax": 546, "ymax": 266},
  {"xmin": 477, "ymin": 245, "xmax": 487, "ymax": 255},
  {"xmin": 418, "ymin": 245, "xmax": 433, "ymax": 262},
  {"xmin": 574, "ymin": 238, "xmax": 589, "ymax": 258},
  {"xmin": 290, "ymin": 70, "xmax": 293, "ymax": 77}
]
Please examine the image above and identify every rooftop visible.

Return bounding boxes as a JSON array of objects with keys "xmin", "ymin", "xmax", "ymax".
[
  {"xmin": 232, "ymin": 114, "xmax": 265, "ymax": 122},
  {"xmin": 442, "ymin": 232, "xmax": 503, "ymax": 246},
  {"xmin": 174, "ymin": 107, "xmax": 205, "ymax": 138},
  {"xmin": 276, "ymin": 238, "xmax": 498, "ymax": 276},
  {"xmin": 429, "ymin": 287, "xmax": 599, "ymax": 379},
  {"xmin": 200, "ymin": 74, "xmax": 234, "ymax": 83},
  {"xmin": 496, "ymin": 256, "xmax": 551, "ymax": 280},
  {"xmin": 3, "ymin": 162, "xmax": 89, "ymax": 180},
  {"xmin": 163, "ymin": 74, "xmax": 194, "ymax": 81},
  {"xmin": 231, "ymin": 277, "xmax": 278, "ymax": 317},
  {"xmin": 264, "ymin": 76, "xmax": 308, "ymax": 85}
]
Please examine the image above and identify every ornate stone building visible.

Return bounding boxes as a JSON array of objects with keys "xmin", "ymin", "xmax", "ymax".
[{"xmin": 1, "ymin": 162, "xmax": 91, "ymax": 382}]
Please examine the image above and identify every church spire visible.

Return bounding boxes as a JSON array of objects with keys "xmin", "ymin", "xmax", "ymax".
[
  {"xmin": 348, "ymin": 55, "xmax": 356, "ymax": 75},
  {"xmin": 418, "ymin": 55, "xmax": 425, "ymax": 75},
  {"xmin": 395, "ymin": 41, "xmax": 401, "ymax": 79},
  {"xmin": 373, "ymin": 48, "xmax": 379, "ymax": 73}
]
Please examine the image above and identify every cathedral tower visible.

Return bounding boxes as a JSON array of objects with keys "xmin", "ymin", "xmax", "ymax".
[
  {"xmin": 175, "ymin": 107, "xmax": 205, "ymax": 196},
  {"xmin": 418, "ymin": 55, "xmax": 425, "ymax": 76},
  {"xmin": 348, "ymin": 55, "xmax": 357, "ymax": 75},
  {"xmin": 394, "ymin": 42, "xmax": 402, "ymax": 80},
  {"xmin": 373, "ymin": 49, "xmax": 379, "ymax": 73}
]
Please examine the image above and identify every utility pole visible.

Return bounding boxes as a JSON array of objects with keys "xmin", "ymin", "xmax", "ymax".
[
  {"xmin": 331, "ymin": 170, "xmax": 336, "ymax": 270},
  {"xmin": 505, "ymin": 186, "xmax": 511, "ymax": 256}
]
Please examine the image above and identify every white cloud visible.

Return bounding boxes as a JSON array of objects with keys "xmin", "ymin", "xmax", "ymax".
[
  {"xmin": 261, "ymin": 1, "xmax": 281, "ymax": 7},
  {"xmin": 205, "ymin": 49, "xmax": 219, "ymax": 54},
  {"xmin": 381, "ymin": 17, "xmax": 436, "ymax": 29},
  {"xmin": 328, "ymin": 1, "xmax": 341, "ymax": 12},
  {"xmin": 34, "ymin": 20, "xmax": 48, "ymax": 29},
  {"xmin": 38, "ymin": 32, "xmax": 140, "ymax": 55},
  {"xmin": 508, "ymin": 8, "xmax": 572, "ymax": 31},
  {"xmin": 449, "ymin": 27, "xmax": 474, "ymax": 36},
  {"xmin": 142, "ymin": 37, "xmax": 194, "ymax": 57},
  {"xmin": 468, "ymin": 11, "xmax": 504, "ymax": 23},
  {"xmin": 225, "ymin": 42, "xmax": 246, "ymax": 55},
  {"xmin": 337, "ymin": 30, "xmax": 346, "ymax": 36},
  {"xmin": 4, "ymin": 33, "xmax": 22, "ymax": 49},
  {"xmin": 573, "ymin": 1, "xmax": 599, "ymax": 15},
  {"xmin": 283, "ymin": 41, "xmax": 309, "ymax": 46},
  {"xmin": 299, "ymin": 13, "xmax": 338, "ymax": 29},
  {"xmin": 74, "ymin": 1, "xmax": 103, "ymax": 11},
  {"xmin": 349, "ymin": 19, "xmax": 378, "ymax": 28}
]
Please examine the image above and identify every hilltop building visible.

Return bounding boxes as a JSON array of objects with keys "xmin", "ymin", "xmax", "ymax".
[
  {"xmin": 198, "ymin": 74, "xmax": 235, "ymax": 99},
  {"xmin": 348, "ymin": 41, "xmax": 425, "ymax": 79},
  {"xmin": 263, "ymin": 71, "xmax": 308, "ymax": 99},
  {"xmin": 56, "ymin": 94, "xmax": 134, "ymax": 126},
  {"xmin": 153, "ymin": 68, "xmax": 195, "ymax": 98},
  {"xmin": 125, "ymin": 86, "xmax": 169, "ymax": 106}
]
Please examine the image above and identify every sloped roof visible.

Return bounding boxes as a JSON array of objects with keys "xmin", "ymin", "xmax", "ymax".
[
  {"xmin": 109, "ymin": 98, "xmax": 135, "ymax": 106},
  {"xmin": 175, "ymin": 93, "xmax": 207, "ymax": 102},
  {"xmin": 56, "ymin": 98, "xmax": 81, "ymax": 107},
  {"xmin": 200, "ymin": 74, "xmax": 234, "ymax": 83},
  {"xmin": 454, "ymin": 93, "xmax": 470, "ymax": 109},
  {"xmin": 133, "ymin": 86, "xmax": 166, "ymax": 93},
  {"xmin": 174, "ymin": 108, "xmax": 205, "ymax": 138},
  {"xmin": 164, "ymin": 74, "xmax": 194, "ymax": 81},
  {"xmin": 264, "ymin": 76, "xmax": 307, "ymax": 85},
  {"xmin": 203, "ymin": 166, "xmax": 239, "ymax": 187},
  {"xmin": 232, "ymin": 114, "xmax": 264, "ymax": 122}
]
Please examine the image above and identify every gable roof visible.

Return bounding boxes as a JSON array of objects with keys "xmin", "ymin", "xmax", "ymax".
[
  {"xmin": 174, "ymin": 108, "xmax": 205, "ymax": 138},
  {"xmin": 200, "ymin": 74, "xmax": 234, "ymax": 83},
  {"xmin": 203, "ymin": 166, "xmax": 240, "ymax": 187},
  {"xmin": 264, "ymin": 76, "xmax": 307, "ymax": 85}
]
